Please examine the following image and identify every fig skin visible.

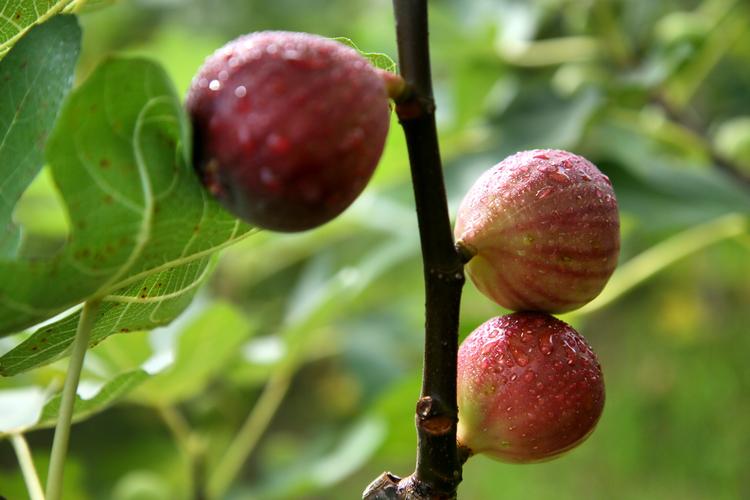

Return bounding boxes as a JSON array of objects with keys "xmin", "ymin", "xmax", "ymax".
[
  {"xmin": 457, "ymin": 312, "xmax": 605, "ymax": 463},
  {"xmin": 454, "ymin": 149, "xmax": 620, "ymax": 313},
  {"xmin": 187, "ymin": 31, "xmax": 391, "ymax": 232}
]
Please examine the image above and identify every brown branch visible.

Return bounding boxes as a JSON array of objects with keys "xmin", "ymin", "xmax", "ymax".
[{"xmin": 363, "ymin": 1, "xmax": 465, "ymax": 498}]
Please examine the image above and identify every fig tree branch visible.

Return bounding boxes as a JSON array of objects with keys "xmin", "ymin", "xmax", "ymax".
[
  {"xmin": 364, "ymin": 1, "xmax": 465, "ymax": 498},
  {"xmin": 652, "ymin": 94, "xmax": 750, "ymax": 191}
]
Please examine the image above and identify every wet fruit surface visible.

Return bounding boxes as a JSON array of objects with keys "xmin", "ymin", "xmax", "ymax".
[
  {"xmin": 454, "ymin": 149, "xmax": 620, "ymax": 313},
  {"xmin": 457, "ymin": 312, "xmax": 605, "ymax": 463},
  {"xmin": 187, "ymin": 31, "xmax": 390, "ymax": 231}
]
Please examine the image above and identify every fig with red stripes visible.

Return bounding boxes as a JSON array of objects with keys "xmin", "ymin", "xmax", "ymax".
[
  {"xmin": 187, "ymin": 31, "xmax": 391, "ymax": 232},
  {"xmin": 457, "ymin": 312, "xmax": 605, "ymax": 463},
  {"xmin": 454, "ymin": 149, "xmax": 620, "ymax": 313}
]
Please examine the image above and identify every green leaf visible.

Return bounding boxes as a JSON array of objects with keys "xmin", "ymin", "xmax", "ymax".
[
  {"xmin": 588, "ymin": 115, "xmax": 750, "ymax": 231},
  {"xmin": 0, "ymin": 256, "xmax": 214, "ymax": 375},
  {"xmin": 488, "ymin": 84, "xmax": 602, "ymax": 157},
  {"xmin": 246, "ymin": 417, "xmax": 386, "ymax": 499},
  {"xmin": 0, "ymin": 1, "xmax": 76, "ymax": 57},
  {"xmin": 0, "ymin": 15, "xmax": 80, "ymax": 257},
  {"xmin": 36, "ymin": 368, "xmax": 148, "ymax": 430},
  {"xmin": 137, "ymin": 302, "xmax": 254, "ymax": 404},
  {"xmin": 0, "ymin": 57, "xmax": 252, "ymax": 343},
  {"xmin": 0, "ymin": 368, "xmax": 148, "ymax": 436},
  {"xmin": 331, "ymin": 37, "xmax": 397, "ymax": 73}
]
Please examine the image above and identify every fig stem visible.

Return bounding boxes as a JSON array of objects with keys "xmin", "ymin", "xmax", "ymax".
[
  {"xmin": 363, "ymin": 1, "xmax": 466, "ymax": 498},
  {"xmin": 455, "ymin": 240, "xmax": 477, "ymax": 264},
  {"xmin": 46, "ymin": 299, "xmax": 101, "ymax": 500},
  {"xmin": 11, "ymin": 433, "xmax": 44, "ymax": 500}
]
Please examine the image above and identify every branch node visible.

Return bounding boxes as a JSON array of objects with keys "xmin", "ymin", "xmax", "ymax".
[
  {"xmin": 416, "ymin": 396, "xmax": 455, "ymax": 435},
  {"xmin": 395, "ymin": 91, "xmax": 435, "ymax": 121},
  {"xmin": 363, "ymin": 472, "xmax": 402, "ymax": 500}
]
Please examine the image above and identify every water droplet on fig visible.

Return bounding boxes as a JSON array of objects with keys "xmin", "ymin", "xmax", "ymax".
[
  {"xmin": 538, "ymin": 333, "xmax": 553, "ymax": 355},
  {"xmin": 282, "ymin": 48, "xmax": 302, "ymax": 60},
  {"xmin": 536, "ymin": 186, "xmax": 554, "ymax": 199},
  {"xmin": 234, "ymin": 85, "xmax": 247, "ymax": 98},
  {"xmin": 549, "ymin": 171, "xmax": 571, "ymax": 185},
  {"xmin": 259, "ymin": 166, "xmax": 280, "ymax": 189},
  {"xmin": 266, "ymin": 133, "xmax": 290, "ymax": 155},
  {"xmin": 209, "ymin": 79, "xmax": 221, "ymax": 91},
  {"xmin": 338, "ymin": 127, "xmax": 364, "ymax": 152}
]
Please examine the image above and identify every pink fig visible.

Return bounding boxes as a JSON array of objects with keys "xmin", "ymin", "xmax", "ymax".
[
  {"xmin": 457, "ymin": 312, "xmax": 605, "ymax": 463},
  {"xmin": 455, "ymin": 149, "xmax": 620, "ymax": 313}
]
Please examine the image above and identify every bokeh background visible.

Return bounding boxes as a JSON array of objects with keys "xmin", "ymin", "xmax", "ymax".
[{"xmin": 2, "ymin": 0, "xmax": 750, "ymax": 498}]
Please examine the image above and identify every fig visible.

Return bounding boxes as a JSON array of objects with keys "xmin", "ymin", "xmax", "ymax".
[
  {"xmin": 455, "ymin": 149, "xmax": 620, "ymax": 313},
  {"xmin": 187, "ymin": 31, "xmax": 391, "ymax": 231},
  {"xmin": 457, "ymin": 312, "xmax": 605, "ymax": 463}
]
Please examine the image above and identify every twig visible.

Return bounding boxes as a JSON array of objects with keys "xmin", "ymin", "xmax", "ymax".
[
  {"xmin": 652, "ymin": 94, "xmax": 750, "ymax": 190},
  {"xmin": 45, "ymin": 299, "xmax": 101, "ymax": 500},
  {"xmin": 156, "ymin": 405, "xmax": 207, "ymax": 500},
  {"xmin": 11, "ymin": 433, "xmax": 45, "ymax": 500},
  {"xmin": 363, "ymin": 1, "xmax": 465, "ymax": 498},
  {"xmin": 207, "ymin": 361, "xmax": 294, "ymax": 499}
]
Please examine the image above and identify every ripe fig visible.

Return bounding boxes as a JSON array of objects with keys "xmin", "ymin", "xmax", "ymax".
[
  {"xmin": 187, "ymin": 31, "xmax": 391, "ymax": 232},
  {"xmin": 454, "ymin": 149, "xmax": 620, "ymax": 313},
  {"xmin": 457, "ymin": 312, "xmax": 605, "ymax": 463}
]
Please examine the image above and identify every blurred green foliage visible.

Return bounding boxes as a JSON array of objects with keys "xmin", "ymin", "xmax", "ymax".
[{"xmin": 1, "ymin": 0, "xmax": 750, "ymax": 499}]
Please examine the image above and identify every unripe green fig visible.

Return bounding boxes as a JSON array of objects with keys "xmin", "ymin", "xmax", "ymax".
[
  {"xmin": 455, "ymin": 149, "xmax": 620, "ymax": 313},
  {"xmin": 187, "ymin": 31, "xmax": 391, "ymax": 232},
  {"xmin": 457, "ymin": 312, "xmax": 604, "ymax": 463}
]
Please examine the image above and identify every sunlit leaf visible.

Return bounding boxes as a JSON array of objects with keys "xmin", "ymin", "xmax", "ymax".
[
  {"xmin": 0, "ymin": 57, "xmax": 251, "ymax": 335},
  {"xmin": 137, "ymin": 302, "xmax": 254, "ymax": 403},
  {"xmin": 0, "ymin": 257, "xmax": 214, "ymax": 375},
  {"xmin": 0, "ymin": 1, "xmax": 77, "ymax": 57},
  {"xmin": 332, "ymin": 37, "xmax": 397, "ymax": 73},
  {"xmin": 0, "ymin": 386, "xmax": 46, "ymax": 433},
  {"xmin": 34, "ymin": 368, "xmax": 149, "ymax": 429}
]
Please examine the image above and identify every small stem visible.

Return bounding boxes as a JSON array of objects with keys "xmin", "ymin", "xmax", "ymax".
[
  {"xmin": 157, "ymin": 405, "xmax": 207, "ymax": 500},
  {"xmin": 45, "ymin": 299, "xmax": 100, "ymax": 500},
  {"xmin": 652, "ymin": 94, "xmax": 750, "ymax": 190},
  {"xmin": 207, "ymin": 362, "xmax": 294, "ymax": 499},
  {"xmin": 158, "ymin": 405, "xmax": 193, "ymax": 454},
  {"xmin": 11, "ymin": 433, "xmax": 45, "ymax": 500}
]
